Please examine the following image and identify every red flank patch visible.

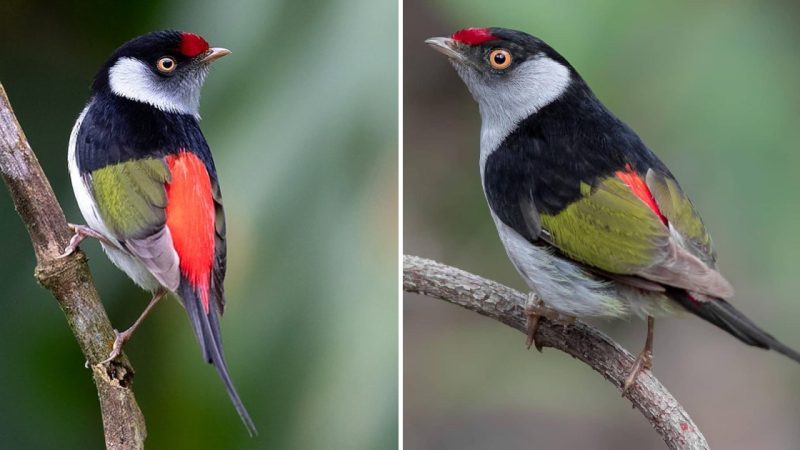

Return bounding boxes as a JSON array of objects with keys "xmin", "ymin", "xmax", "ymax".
[
  {"xmin": 165, "ymin": 151, "xmax": 214, "ymax": 313},
  {"xmin": 615, "ymin": 164, "xmax": 667, "ymax": 225}
]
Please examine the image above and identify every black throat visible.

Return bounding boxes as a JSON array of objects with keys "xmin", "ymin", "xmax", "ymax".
[{"xmin": 74, "ymin": 93, "xmax": 217, "ymax": 178}]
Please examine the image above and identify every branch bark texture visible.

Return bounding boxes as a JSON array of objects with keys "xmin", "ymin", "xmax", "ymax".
[
  {"xmin": 0, "ymin": 83, "xmax": 146, "ymax": 449},
  {"xmin": 404, "ymin": 254, "xmax": 708, "ymax": 450}
]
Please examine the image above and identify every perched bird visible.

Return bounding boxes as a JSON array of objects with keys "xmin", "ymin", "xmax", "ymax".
[
  {"xmin": 64, "ymin": 30, "xmax": 255, "ymax": 433},
  {"xmin": 427, "ymin": 27, "xmax": 800, "ymax": 391}
]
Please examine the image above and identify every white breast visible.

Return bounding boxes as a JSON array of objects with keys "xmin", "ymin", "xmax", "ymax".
[
  {"xmin": 67, "ymin": 104, "xmax": 109, "ymax": 237},
  {"xmin": 66, "ymin": 103, "xmax": 161, "ymax": 292}
]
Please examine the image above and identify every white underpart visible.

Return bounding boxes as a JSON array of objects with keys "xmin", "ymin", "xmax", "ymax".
[
  {"xmin": 109, "ymin": 57, "xmax": 205, "ymax": 117},
  {"xmin": 67, "ymin": 101, "xmax": 161, "ymax": 291},
  {"xmin": 67, "ymin": 105, "xmax": 104, "ymax": 235},
  {"xmin": 491, "ymin": 211, "xmax": 621, "ymax": 316},
  {"xmin": 493, "ymin": 211, "xmax": 677, "ymax": 318}
]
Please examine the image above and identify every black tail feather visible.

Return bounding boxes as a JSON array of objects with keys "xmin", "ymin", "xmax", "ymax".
[
  {"xmin": 178, "ymin": 279, "xmax": 258, "ymax": 436},
  {"xmin": 669, "ymin": 289, "xmax": 800, "ymax": 364}
]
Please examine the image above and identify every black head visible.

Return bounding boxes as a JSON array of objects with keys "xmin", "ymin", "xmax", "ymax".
[{"xmin": 91, "ymin": 30, "xmax": 230, "ymax": 116}]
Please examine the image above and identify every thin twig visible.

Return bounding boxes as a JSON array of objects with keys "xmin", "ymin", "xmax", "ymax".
[
  {"xmin": 403, "ymin": 254, "xmax": 708, "ymax": 450},
  {"xmin": 0, "ymin": 83, "xmax": 146, "ymax": 450}
]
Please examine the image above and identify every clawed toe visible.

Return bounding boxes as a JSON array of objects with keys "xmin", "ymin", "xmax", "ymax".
[
  {"xmin": 57, "ymin": 242, "xmax": 80, "ymax": 259},
  {"xmin": 99, "ymin": 329, "xmax": 128, "ymax": 365},
  {"xmin": 525, "ymin": 312, "xmax": 543, "ymax": 351},
  {"xmin": 96, "ymin": 289, "xmax": 166, "ymax": 365},
  {"xmin": 524, "ymin": 294, "xmax": 574, "ymax": 352},
  {"xmin": 622, "ymin": 316, "xmax": 656, "ymax": 395},
  {"xmin": 59, "ymin": 224, "xmax": 114, "ymax": 258},
  {"xmin": 58, "ymin": 224, "xmax": 89, "ymax": 258},
  {"xmin": 622, "ymin": 350, "xmax": 653, "ymax": 394}
]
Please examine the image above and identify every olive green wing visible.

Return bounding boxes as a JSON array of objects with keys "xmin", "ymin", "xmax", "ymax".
[
  {"xmin": 645, "ymin": 169, "xmax": 717, "ymax": 267},
  {"xmin": 536, "ymin": 171, "xmax": 733, "ymax": 298},
  {"xmin": 86, "ymin": 157, "xmax": 180, "ymax": 291},
  {"xmin": 539, "ymin": 178, "xmax": 670, "ymax": 274}
]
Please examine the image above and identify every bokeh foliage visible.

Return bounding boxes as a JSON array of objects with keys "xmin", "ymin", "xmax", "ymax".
[
  {"xmin": 0, "ymin": 0, "xmax": 397, "ymax": 448},
  {"xmin": 405, "ymin": 0, "xmax": 800, "ymax": 449}
]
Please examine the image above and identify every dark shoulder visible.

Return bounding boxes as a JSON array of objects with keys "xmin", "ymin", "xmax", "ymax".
[
  {"xmin": 483, "ymin": 81, "xmax": 668, "ymax": 238},
  {"xmin": 76, "ymin": 94, "xmax": 214, "ymax": 177}
]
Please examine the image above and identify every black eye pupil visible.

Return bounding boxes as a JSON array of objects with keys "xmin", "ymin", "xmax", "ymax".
[
  {"xmin": 494, "ymin": 53, "xmax": 506, "ymax": 64},
  {"xmin": 162, "ymin": 59, "xmax": 173, "ymax": 68}
]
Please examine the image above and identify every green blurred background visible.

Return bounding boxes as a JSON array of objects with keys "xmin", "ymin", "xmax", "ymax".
[
  {"xmin": 0, "ymin": 0, "xmax": 397, "ymax": 449},
  {"xmin": 405, "ymin": 1, "xmax": 800, "ymax": 449}
]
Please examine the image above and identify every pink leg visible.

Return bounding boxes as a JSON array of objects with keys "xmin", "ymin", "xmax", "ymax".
[
  {"xmin": 58, "ymin": 223, "xmax": 114, "ymax": 258},
  {"xmin": 99, "ymin": 289, "xmax": 167, "ymax": 364}
]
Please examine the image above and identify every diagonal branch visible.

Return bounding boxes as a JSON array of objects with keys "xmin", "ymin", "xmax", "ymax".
[
  {"xmin": 403, "ymin": 254, "xmax": 708, "ymax": 450},
  {"xmin": 0, "ymin": 83, "xmax": 146, "ymax": 450}
]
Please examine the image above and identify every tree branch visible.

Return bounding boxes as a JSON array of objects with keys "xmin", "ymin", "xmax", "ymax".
[
  {"xmin": 0, "ymin": 83, "xmax": 146, "ymax": 449},
  {"xmin": 404, "ymin": 255, "xmax": 708, "ymax": 450}
]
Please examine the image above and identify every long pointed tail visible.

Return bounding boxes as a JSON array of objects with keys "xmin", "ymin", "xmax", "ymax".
[
  {"xmin": 669, "ymin": 289, "xmax": 800, "ymax": 363},
  {"xmin": 178, "ymin": 279, "xmax": 258, "ymax": 436}
]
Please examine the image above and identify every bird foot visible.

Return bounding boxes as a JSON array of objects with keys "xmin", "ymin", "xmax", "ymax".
[
  {"xmin": 99, "ymin": 328, "xmax": 133, "ymax": 365},
  {"xmin": 97, "ymin": 289, "xmax": 166, "ymax": 365},
  {"xmin": 524, "ymin": 293, "xmax": 574, "ymax": 352},
  {"xmin": 622, "ymin": 349, "xmax": 653, "ymax": 395},
  {"xmin": 58, "ymin": 224, "xmax": 109, "ymax": 258}
]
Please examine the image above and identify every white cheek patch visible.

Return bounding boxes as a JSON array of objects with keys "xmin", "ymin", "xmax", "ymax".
[
  {"xmin": 108, "ymin": 57, "xmax": 203, "ymax": 117},
  {"xmin": 471, "ymin": 56, "xmax": 571, "ymax": 175}
]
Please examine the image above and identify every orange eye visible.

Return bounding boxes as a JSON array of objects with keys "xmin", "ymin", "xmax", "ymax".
[
  {"xmin": 489, "ymin": 49, "xmax": 512, "ymax": 70},
  {"xmin": 156, "ymin": 56, "xmax": 177, "ymax": 73}
]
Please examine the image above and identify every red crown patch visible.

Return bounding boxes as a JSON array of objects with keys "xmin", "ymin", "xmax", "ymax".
[
  {"xmin": 451, "ymin": 28, "xmax": 497, "ymax": 45},
  {"xmin": 179, "ymin": 32, "xmax": 209, "ymax": 57}
]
